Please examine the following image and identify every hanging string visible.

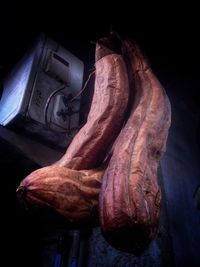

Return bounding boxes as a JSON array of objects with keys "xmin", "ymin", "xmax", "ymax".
[{"xmin": 70, "ymin": 68, "xmax": 95, "ymax": 102}]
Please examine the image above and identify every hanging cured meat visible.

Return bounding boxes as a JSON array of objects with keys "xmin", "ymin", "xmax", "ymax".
[
  {"xmin": 17, "ymin": 165, "xmax": 104, "ymax": 220},
  {"xmin": 54, "ymin": 37, "xmax": 129, "ymax": 170},
  {"xmin": 99, "ymin": 40, "xmax": 171, "ymax": 254}
]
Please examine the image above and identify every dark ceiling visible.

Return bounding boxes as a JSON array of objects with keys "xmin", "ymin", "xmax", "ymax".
[
  {"xmin": 0, "ymin": 3, "xmax": 199, "ymax": 90},
  {"xmin": 0, "ymin": 3, "xmax": 199, "ymax": 135}
]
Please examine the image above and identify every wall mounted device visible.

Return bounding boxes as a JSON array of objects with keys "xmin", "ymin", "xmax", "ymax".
[{"xmin": 0, "ymin": 33, "xmax": 84, "ymax": 151}]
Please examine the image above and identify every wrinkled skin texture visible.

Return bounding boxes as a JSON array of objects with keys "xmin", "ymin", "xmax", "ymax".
[
  {"xmin": 17, "ymin": 37, "xmax": 129, "ymax": 223},
  {"xmin": 54, "ymin": 38, "xmax": 129, "ymax": 170},
  {"xmin": 99, "ymin": 40, "xmax": 171, "ymax": 254},
  {"xmin": 18, "ymin": 166, "xmax": 104, "ymax": 220},
  {"xmin": 17, "ymin": 38, "xmax": 171, "ymax": 255}
]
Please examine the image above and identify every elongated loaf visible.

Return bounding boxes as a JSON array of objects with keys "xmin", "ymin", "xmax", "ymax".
[
  {"xmin": 54, "ymin": 38, "xmax": 129, "ymax": 170},
  {"xmin": 99, "ymin": 40, "xmax": 171, "ymax": 254}
]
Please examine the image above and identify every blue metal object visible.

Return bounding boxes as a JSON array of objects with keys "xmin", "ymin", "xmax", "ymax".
[
  {"xmin": 54, "ymin": 254, "xmax": 62, "ymax": 267},
  {"xmin": 0, "ymin": 33, "xmax": 84, "ymax": 150},
  {"xmin": 69, "ymin": 230, "xmax": 80, "ymax": 267},
  {"xmin": 69, "ymin": 258, "xmax": 78, "ymax": 267}
]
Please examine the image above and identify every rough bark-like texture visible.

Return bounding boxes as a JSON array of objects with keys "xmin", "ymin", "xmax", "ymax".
[
  {"xmin": 99, "ymin": 40, "xmax": 171, "ymax": 254},
  {"xmin": 54, "ymin": 38, "xmax": 129, "ymax": 170},
  {"xmin": 17, "ymin": 166, "xmax": 104, "ymax": 220}
]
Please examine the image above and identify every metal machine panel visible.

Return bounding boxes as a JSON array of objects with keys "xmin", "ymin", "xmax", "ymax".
[{"xmin": 0, "ymin": 34, "xmax": 84, "ymax": 150}]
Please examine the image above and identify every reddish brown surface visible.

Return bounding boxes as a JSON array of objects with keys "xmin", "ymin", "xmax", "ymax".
[
  {"xmin": 18, "ymin": 166, "xmax": 104, "ymax": 220},
  {"xmin": 17, "ymin": 39, "xmax": 171, "ymax": 254},
  {"xmin": 99, "ymin": 40, "xmax": 171, "ymax": 253},
  {"xmin": 54, "ymin": 39, "xmax": 129, "ymax": 170}
]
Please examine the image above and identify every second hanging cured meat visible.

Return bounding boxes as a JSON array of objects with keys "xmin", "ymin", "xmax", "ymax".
[{"xmin": 99, "ymin": 40, "xmax": 171, "ymax": 254}]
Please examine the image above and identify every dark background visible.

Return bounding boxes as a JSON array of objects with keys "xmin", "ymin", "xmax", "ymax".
[
  {"xmin": 0, "ymin": 3, "xmax": 200, "ymax": 267},
  {"xmin": 0, "ymin": 2, "xmax": 199, "ymax": 88}
]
